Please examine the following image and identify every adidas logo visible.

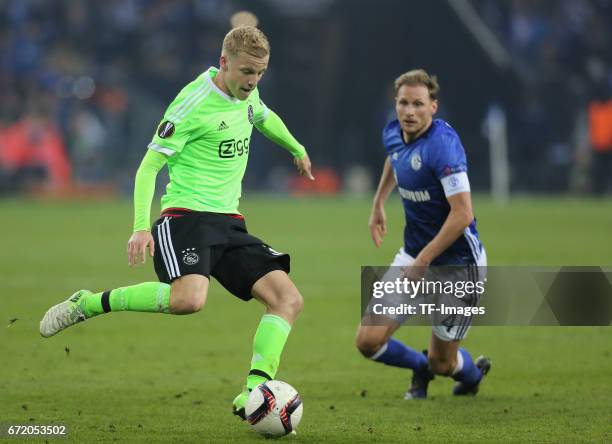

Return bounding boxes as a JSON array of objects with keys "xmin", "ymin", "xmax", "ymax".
[{"xmin": 217, "ymin": 121, "xmax": 229, "ymax": 131}]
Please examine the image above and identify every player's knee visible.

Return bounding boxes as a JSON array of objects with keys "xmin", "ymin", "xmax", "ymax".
[
  {"xmin": 277, "ymin": 288, "xmax": 303, "ymax": 323},
  {"xmin": 355, "ymin": 330, "xmax": 385, "ymax": 358},
  {"xmin": 288, "ymin": 289, "xmax": 304, "ymax": 316},
  {"xmin": 428, "ymin": 355, "xmax": 454, "ymax": 376},
  {"xmin": 267, "ymin": 286, "xmax": 303, "ymax": 318},
  {"xmin": 184, "ymin": 295, "xmax": 205, "ymax": 313},
  {"xmin": 171, "ymin": 288, "xmax": 206, "ymax": 314}
]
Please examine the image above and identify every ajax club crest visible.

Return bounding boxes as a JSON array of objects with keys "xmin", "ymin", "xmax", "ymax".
[
  {"xmin": 181, "ymin": 248, "xmax": 199, "ymax": 265},
  {"xmin": 247, "ymin": 104, "xmax": 254, "ymax": 124}
]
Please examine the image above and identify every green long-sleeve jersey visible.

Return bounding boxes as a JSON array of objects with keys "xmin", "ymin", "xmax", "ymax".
[{"xmin": 133, "ymin": 67, "xmax": 306, "ymax": 231}]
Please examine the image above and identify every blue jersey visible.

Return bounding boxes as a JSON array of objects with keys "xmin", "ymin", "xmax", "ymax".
[{"xmin": 382, "ymin": 118, "xmax": 483, "ymax": 265}]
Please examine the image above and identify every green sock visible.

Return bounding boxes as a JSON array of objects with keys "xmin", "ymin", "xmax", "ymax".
[
  {"xmin": 246, "ymin": 314, "xmax": 292, "ymax": 391},
  {"xmin": 81, "ymin": 282, "xmax": 171, "ymax": 317}
]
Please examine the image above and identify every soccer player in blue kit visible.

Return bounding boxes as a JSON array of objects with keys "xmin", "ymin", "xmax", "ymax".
[{"xmin": 356, "ymin": 69, "xmax": 491, "ymax": 399}]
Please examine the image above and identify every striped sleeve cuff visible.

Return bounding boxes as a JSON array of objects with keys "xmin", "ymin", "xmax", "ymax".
[{"xmin": 148, "ymin": 142, "xmax": 176, "ymax": 156}]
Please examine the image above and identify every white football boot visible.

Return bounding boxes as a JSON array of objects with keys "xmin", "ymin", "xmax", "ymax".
[{"xmin": 40, "ymin": 290, "xmax": 91, "ymax": 337}]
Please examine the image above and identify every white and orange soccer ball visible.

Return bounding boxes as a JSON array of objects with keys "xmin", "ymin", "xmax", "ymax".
[{"xmin": 245, "ymin": 380, "xmax": 303, "ymax": 437}]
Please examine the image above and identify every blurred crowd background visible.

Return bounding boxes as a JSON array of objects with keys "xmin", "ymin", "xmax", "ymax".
[{"xmin": 1, "ymin": 0, "xmax": 611, "ymax": 198}]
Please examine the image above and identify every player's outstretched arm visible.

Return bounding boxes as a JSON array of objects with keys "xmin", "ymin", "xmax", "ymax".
[
  {"xmin": 369, "ymin": 157, "xmax": 396, "ymax": 247},
  {"xmin": 255, "ymin": 110, "xmax": 314, "ymax": 180},
  {"xmin": 128, "ymin": 150, "xmax": 168, "ymax": 266}
]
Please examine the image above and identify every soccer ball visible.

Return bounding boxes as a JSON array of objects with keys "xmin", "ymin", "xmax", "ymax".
[{"xmin": 245, "ymin": 380, "xmax": 303, "ymax": 437}]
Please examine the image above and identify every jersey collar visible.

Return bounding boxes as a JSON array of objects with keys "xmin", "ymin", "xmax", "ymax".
[
  {"xmin": 206, "ymin": 67, "xmax": 240, "ymax": 104},
  {"xmin": 399, "ymin": 119, "xmax": 436, "ymax": 146}
]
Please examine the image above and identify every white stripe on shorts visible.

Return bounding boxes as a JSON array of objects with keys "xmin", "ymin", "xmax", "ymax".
[
  {"xmin": 162, "ymin": 218, "xmax": 181, "ymax": 277},
  {"xmin": 455, "ymin": 263, "xmax": 479, "ymax": 340},
  {"xmin": 157, "ymin": 218, "xmax": 175, "ymax": 278}
]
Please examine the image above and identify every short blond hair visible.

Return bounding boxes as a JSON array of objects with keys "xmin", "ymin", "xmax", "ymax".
[
  {"xmin": 222, "ymin": 26, "xmax": 270, "ymax": 58},
  {"xmin": 394, "ymin": 69, "xmax": 440, "ymax": 100}
]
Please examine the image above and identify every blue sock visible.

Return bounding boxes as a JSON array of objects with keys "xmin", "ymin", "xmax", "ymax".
[
  {"xmin": 371, "ymin": 338, "xmax": 428, "ymax": 370},
  {"xmin": 452, "ymin": 348, "xmax": 481, "ymax": 385}
]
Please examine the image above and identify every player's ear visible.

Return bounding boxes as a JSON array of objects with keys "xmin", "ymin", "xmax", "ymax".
[
  {"xmin": 220, "ymin": 55, "xmax": 229, "ymax": 71},
  {"xmin": 431, "ymin": 99, "xmax": 438, "ymax": 114}
]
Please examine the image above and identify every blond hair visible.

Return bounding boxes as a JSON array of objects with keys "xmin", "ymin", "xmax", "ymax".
[
  {"xmin": 394, "ymin": 69, "xmax": 440, "ymax": 100},
  {"xmin": 222, "ymin": 26, "xmax": 270, "ymax": 58}
]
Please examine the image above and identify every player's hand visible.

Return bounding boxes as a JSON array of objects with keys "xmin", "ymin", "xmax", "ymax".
[
  {"xmin": 294, "ymin": 154, "xmax": 315, "ymax": 180},
  {"xmin": 402, "ymin": 255, "xmax": 430, "ymax": 280},
  {"xmin": 127, "ymin": 230, "xmax": 155, "ymax": 266},
  {"xmin": 369, "ymin": 205, "xmax": 387, "ymax": 247}
]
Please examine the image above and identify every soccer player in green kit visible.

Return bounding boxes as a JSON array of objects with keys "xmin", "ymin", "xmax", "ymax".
[{"xmin": 40, "ymin": 26, "xmax": 314, "ymax": 419}]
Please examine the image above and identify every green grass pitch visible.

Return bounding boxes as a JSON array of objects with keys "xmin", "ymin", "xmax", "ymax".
[{"xmin": 1, "ymin": 196, "xmax": 611, "ymax": 443}]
